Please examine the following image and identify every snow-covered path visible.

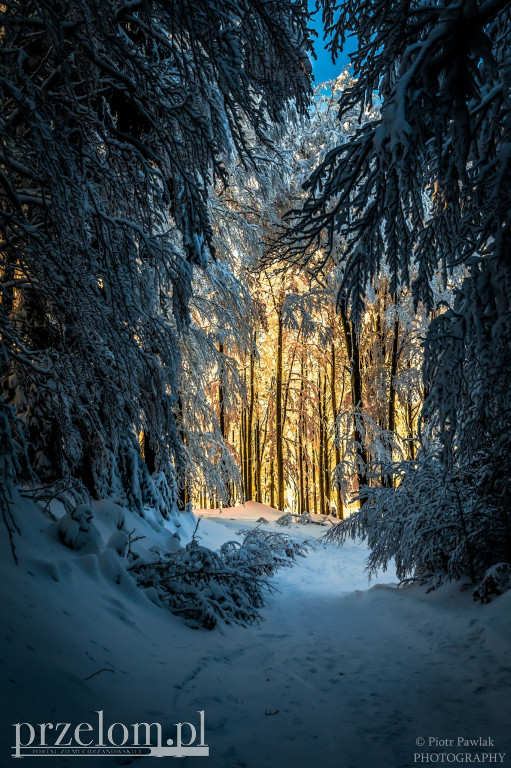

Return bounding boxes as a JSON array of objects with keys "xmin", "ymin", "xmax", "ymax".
[
  {"xmin": 176, "ymin": 514, "xmax": 510, "ymax": 768},
  {"xmin": 1, "ymin": 501, "xmax": 510, "ymax": 767}
]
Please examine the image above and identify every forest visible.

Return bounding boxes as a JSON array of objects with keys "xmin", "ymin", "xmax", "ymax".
[
  {"xmin": 2, "ymin": 0, "xmax": 510, "ymax": 586},
  {"xmin": 1, "ymin": 1, "xmax": 510, "ymax": 764}
]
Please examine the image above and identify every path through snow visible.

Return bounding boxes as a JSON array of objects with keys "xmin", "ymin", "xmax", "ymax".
[{"xmin": 1, "ymin": 500, "xmax": 510, "ymax": 767}]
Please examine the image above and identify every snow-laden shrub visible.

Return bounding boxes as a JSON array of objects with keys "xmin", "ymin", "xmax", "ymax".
[
  {"xmin": 224, "ymin": 528, "xmax": 310, "ymax": 576},
  {"xmin": 130, "ymin": 528, "xmax": 309, "ymax": 629},
  {"xmin": 473, "ymin": 564, "xmax": 511, "ymax": 604},
  {"xmin": 324, "ymin": 453, "xmax": 511, "ymax": 588},
  {"xmin": 57, "ymin": 504, "xmax": 102, "ymax": 554},
  {"xmin": 276, "ymin": 512, "xmax": 327, "ymax": 527}
]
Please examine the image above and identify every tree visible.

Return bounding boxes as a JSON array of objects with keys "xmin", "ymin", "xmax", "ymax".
[
  {"xmin": 187, "ymin": 78, "xmax": 430, "ymax": 515},
  {"xmin": 292, "ymin": 0, "xmax": 511, "ymax": 312},
  {"xmin": 0, "ymin": 0, "xmax": 315, "ymax": 516},
  {"xmin": 305, "ymin": 0, "xmax": 511, "ymax": 581}
]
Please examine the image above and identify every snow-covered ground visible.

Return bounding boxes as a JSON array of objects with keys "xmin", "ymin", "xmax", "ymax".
[{"xmin": 1, "ymin": 498, "xmax": 510, "ymax": 767}]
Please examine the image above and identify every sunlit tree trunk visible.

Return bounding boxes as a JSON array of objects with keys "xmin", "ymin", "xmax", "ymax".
[
  {"xmin": 276, "ymin": 308, "xmax": 284, "ymax": 510},
  {"xmin": 322, "ymin": 374, "xmax": 331, "ymax": 511},
  {"xmin": 219, "ymin": 342, "xmax": 226, "ymax": 443},
  {"xmin": 255, "ymin": 413, "xmax": 262, "ymax": 503},
  {"xmin": 298, "ymin": 353, "xmax": 305, "ymax": 513},
  {"xmin": 304, "ymin": 446, "xmax": 310, "ymax": 513},
  {"xmin": 407, "ymin": 359, "xmax": 416, "ymax": 461},
  {"xmin": 176, "ymin": 394, "xmax": 189, "ymax": 510},
  {"xmin": 330, "ymin": 340, "xmax": 344, "ymax": 518},
  {"xmin": 241, "ymin": 403, "xmax": 248, "ymax": 499},
  {"xmin": 385, "ymin": 311, "xmax": 400, "ymax": 487},
  {"xmin": 339, "ymin": 301, "xmax": 368, "ymax": 495},
  {"xmin": 247, "ymin": 345, "xmax": 255, "ymax": 500},
  {"xmin": 312, "ymin": 449, "xmax": 318, "ymax": 515},
  {"xmin": 318, "ymin": 371, "xmax": 326, "ymax": 515}
]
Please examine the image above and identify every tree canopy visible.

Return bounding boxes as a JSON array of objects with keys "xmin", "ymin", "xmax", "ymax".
[{"xmin": 0, "ymin": 0, "xmax": 314, "ymax": 507}]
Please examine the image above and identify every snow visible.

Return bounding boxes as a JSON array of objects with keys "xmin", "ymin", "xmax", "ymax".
[
  {"xmin": 1, "ymin": 498, "xmax": 510, "ymax": 767},
  {"xmin": 197, "ymin": 500, "xmax": 285, "ymax": 521}
]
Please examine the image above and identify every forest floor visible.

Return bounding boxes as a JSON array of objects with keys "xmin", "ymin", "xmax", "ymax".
[{"xmin": 1, "ymin": 499, "xmax": 510, "ymax": 768}]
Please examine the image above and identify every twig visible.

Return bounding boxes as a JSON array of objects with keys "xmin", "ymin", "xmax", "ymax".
[{"xmin": 84, "ymin": 668, "xmax": 115, "ymax": 681}]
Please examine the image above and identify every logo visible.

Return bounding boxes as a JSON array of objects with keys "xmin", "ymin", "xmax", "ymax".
[{"xmin": 13, "ymin": 710, "xmax": 208, "ymax": 758}]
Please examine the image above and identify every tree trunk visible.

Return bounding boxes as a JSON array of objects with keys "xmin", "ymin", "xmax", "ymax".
[
  {"xmin": 241, "ymin": 404, "xmax": 248, "ymax": 500},
  {"xmin": 218, "ymin": 342, "xmax": 226, "ymax": 442},
  {"xmin": 276, "ymin": 308, "xmax": 285, "ymax": 510},
  {"xmin": 247, "ymin": 347, "xmax": 255, "ymax": 500},
  {"xmin": 318, "ymin": 372, "xmax": 326, "ymax": 515},
  {"xmin": 176, "ymin": 394, "xmax": 188, "ymax": 510},
  {"xmin": 255, "ymin": 414, "xmax": 262, "ymax": 503},
  {"xmin": 339, "ymin": 301, "xmax": 368, "ymax": 496},
  {"xmin": 312, "ymin": 451, "xmax": 318, "ymax": 515},
  {"xmin": 298, "ymin": 353, "xmax": 304, "ymax": 513},
  {"xmin": 385, "ymin": 312, "xmax": 400, "ymax": 487},
  {"xmin": 322, "ymin": 374, "xmax": 331, "ymax": 511},
  {"xmin": 304, "ymin": 446, "xmax": 310, "ymax": 514},
  {"xmin": 330, "ymin": 340, "xmax": 344, "ymax": 518},
  {"xmin": 406, "ymin": 359, "xmax": 416, "ymax": 461},
  {"xmin": 141, "ymin": 431, "xmax": 156, "ymax": 475}
]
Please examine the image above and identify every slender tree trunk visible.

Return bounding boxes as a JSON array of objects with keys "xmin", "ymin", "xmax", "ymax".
[
  {"xmin": 330, "ymin": 340, "xmax": 344, "ymax": 519},
  {"xmin": 218, "ymin": 343, "xmax": 226, "ymax": 441},
  {"xmin": 298, "ymin": 429, "xmax": 304, "ymax": 513},
  {"xmin": 141, "ymin": 431, "xmax": 156, "ymax": 475},
  {"xmin": 298, "ymin": 353, "xmax": 304, "ymax": 513},
  {"xmin": 241, "ymin": 406, "xmax": 247, "ymax": 499},
  {"xmin": 339, "ymin": 302, "xmax": 368, "ymax": 495},
  {"xmin": 407, "ymin": 400, "xmax": 416, "ymax": 460},
  {"xmin": 388, "ymin": 316, "xmax": 399, "ymax": 435},
  {"xmin": 247, "ymin": 347, "xmax": 255, "ymax": 500},
  {"xmin": 270, "ymin": 460, "xmax": 275, "ymax": 509},
  {"xmin": 318, "ymin": 371, "xmax": 326, "ymax": 515},
  {"xmin": 407, "ymin": 360, "xmax": 416, "ymax": 461},
  {"xmin": 176, "ymin": 394, "xmax": 188, "ymax": 510},
  {"xmin": 312, "ymin": 451, "xmax": 318, "ymax": 515},
  {"xmin": 276, "ymin": 308, "xmax": 285, "ymax": 510},
  {"xmin": 304, "ymin": 446, "xmax": 310, "ymax": 514},
  {"xmin": 218, "ymin": 342, "xmax": 233, "ymax": 505},
  {"xmin": 0, "ymin": 262, "xmax": 15, "ymax": 381},
  {"xmin": 385, "ymin": 312, "xmax": 400, "ymax": 487},
  {"xmin": 323, "ymin": 374, "xmax": 331, "ymax": 511},
  {"xmin": 255, "ymin": 414, "xmax": 262, "ymax": 503}
]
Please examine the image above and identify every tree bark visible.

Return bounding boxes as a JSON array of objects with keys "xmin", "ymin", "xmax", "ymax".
[
  {"xmin": 339, "ymin": 301, "xmax": 368, "ymax": 496},
  {"xmin": 141, "ymin": 431, "xmax": 156, "ymax": 475},
  {"xmin": 255, "ymin": 414, "xmax": 262, "ymax": 502},
  {"xmin": 330, "ymin": 340, "xmax": 344, "ymax": 518},
  {"xmin": 312, "ymin": 450, "xmax": 318, "ymax": 515},
  {"xmin": 298, "ymin": 353, "xmax": 305, "ymax": 513},
  {"xmin": 323, "ymin": 373, "xmax": 331, "ymax": 511},
  {"xmin": 276, "ymin": 308, "xmax": 285, "ymax": 510},
  {"xmin": 385, "ymin": 312, "xmax": 400, "ymax": 487},
  {"xmin": 247, "ymin": 346, "xmax": 255, "ymax": 500},
  {"xmin": 318, "ymin": 372, "xmax": 326, "ymax": 515},
  {"xmin": 218, "ymin": 342, "xmax": 226, "ymax": 442}
]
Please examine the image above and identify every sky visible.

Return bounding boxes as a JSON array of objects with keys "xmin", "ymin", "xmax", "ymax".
[{"xmin": 308, "ymin": 3, "xmax": 358, "ymax": 84}]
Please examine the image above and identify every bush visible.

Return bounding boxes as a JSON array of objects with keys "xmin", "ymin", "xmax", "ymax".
[
  {"xmin": 324, "ymin": 453, "xmax": 511, "ymax": 588},
  {"xmin": 130, "ymin": 526, "xmax": 310, "ymax": 629}
]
